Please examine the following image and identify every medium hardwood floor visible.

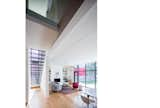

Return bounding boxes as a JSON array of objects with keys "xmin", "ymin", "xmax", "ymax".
[{"xmin": 28, "ymin": 89, "xmax": 90, "ymax": 108}]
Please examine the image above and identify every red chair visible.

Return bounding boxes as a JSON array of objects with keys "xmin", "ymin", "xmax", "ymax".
[{"xmin": 73, "ymin": 82, "xmax": 79, "ymax": 89}]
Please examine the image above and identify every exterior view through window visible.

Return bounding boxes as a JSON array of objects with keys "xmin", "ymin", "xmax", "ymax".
[
  {"xmin": 74, "ymin": 62, "xmax": 97, "ymax": 89},
  {"xmin": 28, "ymin": 49, "xmax": 45, "ymax": 86}
]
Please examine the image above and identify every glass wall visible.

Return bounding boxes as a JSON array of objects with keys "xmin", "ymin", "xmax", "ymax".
[
  {"xmin": 73, "ymin": 62, "xmax": 97, "ymax": 89},
  {"xmin": 78, "ymin": 64, "xmax": 85, "ymax": 86},
  {"xmin": 85, "ymin": 62, "xmax": 96, "ymax": 89}
]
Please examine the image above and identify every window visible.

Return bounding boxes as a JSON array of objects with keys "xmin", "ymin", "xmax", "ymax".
[
  {"xmin": 85, "ymin": 62, "xmax": 96, "ymax": 89},
  {"xmin": 77, "ymin": 64, "xmax": 85, "ymax": 86},
  {"xmin": 73, "ymin": 62, "xmax": 97, "ymax": 89},
  {"xmin": 28, "ymin": 49, "xmax": 45, "ymax": 86}
]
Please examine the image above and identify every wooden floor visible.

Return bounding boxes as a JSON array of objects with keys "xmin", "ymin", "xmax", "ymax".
[{"xmin": 27, "ymin": 89, "xmax": 95, "ymax": 108}]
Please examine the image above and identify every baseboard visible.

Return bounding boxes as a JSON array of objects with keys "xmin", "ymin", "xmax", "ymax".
[{"xmin": 31, "ymin": 86, "xmax": 40, "ymax": 89}]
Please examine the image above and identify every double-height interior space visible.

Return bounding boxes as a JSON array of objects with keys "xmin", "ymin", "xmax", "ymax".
[{"xmin": 26, "ymin": 0, "xmax": 97, "ymax": 108}]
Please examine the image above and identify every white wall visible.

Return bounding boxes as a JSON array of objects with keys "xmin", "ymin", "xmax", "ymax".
[
  {"xmin": 49, "ymin": 64, "xmax": 63, "ymax": 83},
  {"xmin": 48, "ymin": 0, "xmax": 97, "ymax": 65},
  {"xmin": 25, "ymin": 49, "xmax": 28, "ymax": 104},
  {"xmin": 26, "ymin": 19, "xmax": 58, "ymax": 50},
  {"xmin": 40, "ymin": 52, "xmax": 49, "ymax": 97}
]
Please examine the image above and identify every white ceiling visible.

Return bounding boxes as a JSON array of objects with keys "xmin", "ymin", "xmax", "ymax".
[
  {"xmin": 48, "ymin": 0, "xmax": 97, "ymax": 65},
  {"xmin": 26, "ymin": 19, "xmax": 58, "ymax": 50}
]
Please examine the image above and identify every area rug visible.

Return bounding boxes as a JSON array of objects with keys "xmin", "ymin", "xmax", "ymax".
[{"xmin": 61, "ymin": 86, "xmax": 78, "ymax": 94}]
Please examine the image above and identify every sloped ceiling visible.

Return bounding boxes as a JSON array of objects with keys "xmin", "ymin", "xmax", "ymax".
[
  {"xmin": 48, "ymin": 0, "xmax": 97, "ymax": 65},
  {"xmin": 26, "ymin": 19, "xmax": 59, "ymax": 50}
]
